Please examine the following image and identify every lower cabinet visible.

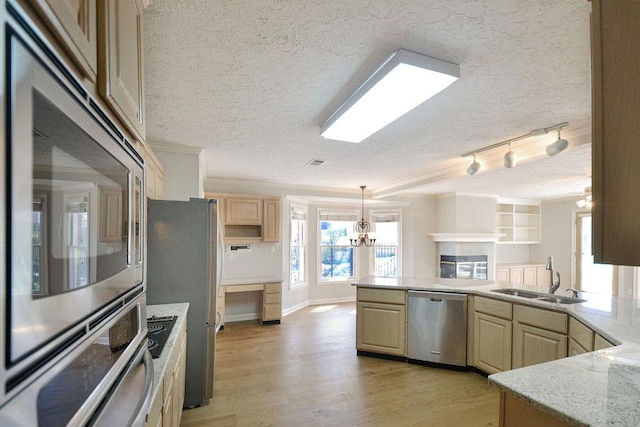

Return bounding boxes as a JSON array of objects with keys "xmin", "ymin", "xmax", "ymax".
[
  {"xmin": 146, "ymin": 319, "xmax": 187, "ymax": 427},
  {"xmin": 262, "ymin": 282, "xmax": 282, "ymax": 322},
  {"xmin": 474, "ymin": 312, "xmax": 512, "ymax": 373},
  {"xmin": 513, "ymin": 323, "xmax": 567, "ymax": 368},
  {"xmin": 356, "ymin": 288, "xmax": 406, "ymax": 357},
  {"xmin": 512, "ymin": 304, "xmax": 568, "ymax": 369},
  {"xmin": 473, "ymin": 297, "xmax": 513, "ymax": 373}
]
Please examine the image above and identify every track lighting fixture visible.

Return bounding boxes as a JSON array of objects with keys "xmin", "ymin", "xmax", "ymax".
[
  {"xmin": 546, "ymin": 127, "xmax": 569, "ymax": 156},
  {"xmin": 461, "ymin": 122, "xmax": 569, "ymax": 175},
  {"xmin": 466, "ymin": 153, "xmax": 481, "ymax": 176},
  {"xmin": 504, "ymin": 142, "xmax": 518, "ymax": 168}
]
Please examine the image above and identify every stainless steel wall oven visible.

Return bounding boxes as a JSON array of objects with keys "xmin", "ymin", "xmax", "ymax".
[{"xmin": 1, "ymin": 2, "xmax": 151, "ymax": 424}]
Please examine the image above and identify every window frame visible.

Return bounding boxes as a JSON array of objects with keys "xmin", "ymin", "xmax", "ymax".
[
  {"xmin": 289, "ymin": 204, "xmax": 308, "ymax": 289},
  {"xmin": 369, "ymin": 209, "xmax": 402, "ymax": 277},
  {"xmin": 317, "ymin": 209, "xmax": 359, "ymax": 283}
]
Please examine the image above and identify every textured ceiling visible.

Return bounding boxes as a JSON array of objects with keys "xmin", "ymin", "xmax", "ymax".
[{"xmin": 144, "ymin": 0, "xmax": 593, "ymax": 200}]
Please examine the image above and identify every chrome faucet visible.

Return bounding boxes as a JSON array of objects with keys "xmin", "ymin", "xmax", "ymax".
[{"xmin": 546, "ymin": 256, "xmax": 561, "ymax": 294}]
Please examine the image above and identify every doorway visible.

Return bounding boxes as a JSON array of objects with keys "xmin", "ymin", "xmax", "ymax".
[{"xmin": 575, "ymin": 212, "xmax": 614, "ymax": 295}]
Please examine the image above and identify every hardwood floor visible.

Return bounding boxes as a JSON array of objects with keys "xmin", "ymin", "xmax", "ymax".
[{"xmin": 180, "ymin": 303, "xmax": 499, "ymax": 426}]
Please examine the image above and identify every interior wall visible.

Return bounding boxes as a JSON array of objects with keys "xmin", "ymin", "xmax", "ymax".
[
  {"xmin": 495, "ymin": 244, "xmax": 531, "ymax": 264},
  {"xmin": 530, "ymin": 198, "xmax": 584, "ymax": 289},
  {"xmin": 154, "ymin": 149, "xmax": 204, "ymax": 201}
]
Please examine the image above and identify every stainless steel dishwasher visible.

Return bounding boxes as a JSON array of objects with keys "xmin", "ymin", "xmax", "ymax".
[{"xmin": 407, "ymin": 291, "xmax": 467, "ymax": 367}]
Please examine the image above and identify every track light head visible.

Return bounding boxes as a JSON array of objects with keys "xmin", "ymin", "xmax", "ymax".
[
  {"xmin": 546, "ymin": 127, "xmax": 569, "ymax": 156},
  {"xmin": 504, "ymin": 143, "xmax": 518, "ymax": 168},
  {"xmin": 467, "ymin": 154, "xmax": 481, "ymax": 175}
]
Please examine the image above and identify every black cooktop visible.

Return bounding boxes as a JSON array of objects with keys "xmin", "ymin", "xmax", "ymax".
[{"xmin": 146, "ymin": 315, "xmax": 176, "ymax": 359}]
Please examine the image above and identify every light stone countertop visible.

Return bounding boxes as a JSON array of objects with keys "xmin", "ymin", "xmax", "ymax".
[
  {"xmin": 147, "ymin": 303, "xmax": 189, "ymax": 414},
  {"xmin": 352, "ymin": 276, "xmax": 640, "ymax": 426}
]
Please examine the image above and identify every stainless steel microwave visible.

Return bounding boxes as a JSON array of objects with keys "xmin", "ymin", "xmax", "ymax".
[{"xmin": 1, "ymin": 2, "xmax": 150, "ymax": 423}]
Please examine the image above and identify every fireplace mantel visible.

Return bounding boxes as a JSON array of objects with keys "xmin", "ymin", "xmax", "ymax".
[{"xmin": 429, "ymin": 233, "xmax": 504, "ymax": 243}]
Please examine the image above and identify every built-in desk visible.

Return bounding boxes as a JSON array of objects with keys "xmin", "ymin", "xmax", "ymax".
[{"xmin": 217, "ymin": 282, "xmax": 282, "ymax": 327}]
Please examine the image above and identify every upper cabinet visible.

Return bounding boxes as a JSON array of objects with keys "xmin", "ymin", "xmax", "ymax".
[
  {"xmin": 591, "ymin": 0, "xmax": 640, "ymax": 266},
  {"xmin": 98, "ymin": 0, "xmax": 146, "ymax": 142},
  {"xmin": 30, "ymin": 0, "xmax": 98, "ymax": 81},
  {"xmin": 212, "ymin": 195, "xmax": 280, "ymax": 243},
  {"xmin": 496, "ymin": 200, "xmax": 541, "ymax": 244}
]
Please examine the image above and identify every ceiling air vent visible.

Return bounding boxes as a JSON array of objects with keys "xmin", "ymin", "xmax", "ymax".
[{"xmin": 306, "ymin": 159, "xmax": 326, "ymax": 166}]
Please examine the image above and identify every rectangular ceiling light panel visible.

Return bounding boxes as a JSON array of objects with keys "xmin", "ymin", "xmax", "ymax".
[{"xmin": 320, "ymin": 49, "xmax": 459, "ymax": 143}]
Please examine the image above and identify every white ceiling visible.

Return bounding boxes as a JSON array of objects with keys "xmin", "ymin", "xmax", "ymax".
[{"xmin": 143, "ymin": 0, "xmax": 593, "ymax": 201}]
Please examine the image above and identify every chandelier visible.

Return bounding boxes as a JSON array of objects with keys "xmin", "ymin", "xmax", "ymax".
[{"xmin": 350, "ymin": 186, "xmax": 376, "ymax": 247}]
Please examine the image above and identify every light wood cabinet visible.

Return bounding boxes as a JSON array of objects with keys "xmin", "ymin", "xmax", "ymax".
[
  {"xmin": 568, "ymin": 317, "xmax": 594, "ymax": 356},
  {"xmin": 225, "ymin": 198, "xmax": 263, "ymax": 224},
  {"xmin": 214, "ymin": 195, "xmax": 280, "ymax": 242},
  {"xmin": 473, "ymin": 297, "xmax": 513, "ymax": 373},
  {"xmin": 496, "ymin": 200, "xmax": 541, "ymax": 244},
  {"xmin": 356, "ymin": 288, "xmax": 406, "ymax": 357},
  {"xmin": 474, "ymin": 312, "xmax": 512, "ymax": 373},
  {"xmin": 262, "ymin": 282, "xmax": 282, "ymax": 323},
  {"xmin": 496, "ymin": 268, "xmax": 509, "ymax": 282},
  {"xmin": 217, "ymin": 283, "xmax": 282, "ymax": 327},
  {"xmin": 140, "ymin": 143, "xmax": 164, "ymax": 200},
  {"xmin": 594, "ymin": 333, "xmax": 614, "ymax": 351},
  {"xmin": 29, "ymin": 0, "xmax": 98, "ymax": 80},
  {"xmin": 591, "ymin": 0, "xmax": 640, "ymax": 266},
  {"xmin": 263, "ymin": 199, "xmax": 280, "ymax": 243},
  {"xmin": 512, "ymin": 305, "xmax": 567, "ymax": 369},
  {"xmin": 496, "ymin": 264, "xmax": 547, "ymax": 287},
  {"xmin": 98, "ymin": 0, "xmax": 146, "ymax": 142},
  {"xmin": 146, "ymin": 318, "xmax": 187, "ymax": 427}
]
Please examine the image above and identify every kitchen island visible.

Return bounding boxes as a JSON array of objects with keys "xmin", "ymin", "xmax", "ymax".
[{"xmin": 353, "ymin": 276, "xmax": 640, "ymax": 426}]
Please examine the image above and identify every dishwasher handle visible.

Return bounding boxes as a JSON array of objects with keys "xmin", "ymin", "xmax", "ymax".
[{"xmin": 407, "ymin": 290, "xmax": 468, "ymax": 302}]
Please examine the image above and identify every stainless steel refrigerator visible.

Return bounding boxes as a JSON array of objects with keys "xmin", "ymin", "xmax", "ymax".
[{"xmin": 146, "ymin": 198, "xmax": 223, "ymax": 408}]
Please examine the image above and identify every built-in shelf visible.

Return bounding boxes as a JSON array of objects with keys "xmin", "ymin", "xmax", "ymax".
[{"xmin": 496, "ymin": 201, "xmax": 541, "ymax": 244}]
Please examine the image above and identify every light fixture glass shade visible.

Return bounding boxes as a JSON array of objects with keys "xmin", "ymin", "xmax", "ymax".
[{"xmin": 321, "ymin": 49, "xmax": 459, "ymax": 143}]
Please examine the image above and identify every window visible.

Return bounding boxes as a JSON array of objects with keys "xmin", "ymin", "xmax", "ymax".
[
  {"xmin": 290, "ymin": 206, "xmax": 307, "ymax": 287},
  {"xmin": 371, "ymin": 211, "xmax": 401, "ymax": 277},
  {"xmin": 319, "ymin": 210, "xmax": 357, "ymax": 281}
]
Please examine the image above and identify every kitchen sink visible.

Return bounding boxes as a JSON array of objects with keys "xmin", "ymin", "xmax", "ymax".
[
  {"xmin": 536, "ymin": 296, "xmax": 587, "ymax": 304},
  {"xmin": 491, "ymin": 288, "xmax": 546, "ymax": 298},
  {"xmin": 491, "ymin": 288, "xmax": 586, "ymax": 304}
]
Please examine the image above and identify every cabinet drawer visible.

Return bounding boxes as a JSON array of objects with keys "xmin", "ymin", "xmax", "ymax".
[
  {"xmin": 475, "ymin": 296, "xmax": 512, "ymax": 320},
  {"xmin": 264, "ymin": 293, "xmax": 280, "ymax": 304},
  {"xmin": 569, "ymin": 317, "xmax": 593, "ymax": 351},
  {"xmin": 515, "ymin": 305, "xmax": 567, "ymax": 334},
  {"xmin": 357, "ymin": 288, "xmax": 405, "ymax": 305}
]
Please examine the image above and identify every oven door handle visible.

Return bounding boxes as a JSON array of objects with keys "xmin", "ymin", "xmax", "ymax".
[{"xmin": 91, "ymin": 342, "xmax": 155, "ymax": 427}]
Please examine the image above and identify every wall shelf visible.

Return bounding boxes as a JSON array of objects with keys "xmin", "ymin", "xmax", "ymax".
[{"xmin": 496, "ymin": 201, "xmax": 541, "ymax": 244}]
